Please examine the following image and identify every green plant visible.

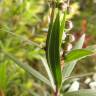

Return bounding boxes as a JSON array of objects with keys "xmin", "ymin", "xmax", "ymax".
[{"xmin": 0, "ymin": 0, "xmax": 96, "ymax": 96}]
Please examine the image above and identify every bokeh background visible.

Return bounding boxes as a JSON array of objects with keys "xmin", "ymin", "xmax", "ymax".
[{"xmin": 0, "ymin": 0, "xmax": 96, "ymax": 96}]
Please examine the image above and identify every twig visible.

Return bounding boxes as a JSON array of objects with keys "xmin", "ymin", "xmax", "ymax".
[
  {"xmin": 50, "ymin": 0, "xmax": 55, "ymax": 22},
  {"xmin": 67, "ymin": 0, "xmax": 71, "ymax": 7},
  {"xmin": 0, "ymin": 29, "xmax": 41, "ymax": 48},
  {"xmin": 64, "ymin": 72, "xmax": 95, "ymax": 80}
]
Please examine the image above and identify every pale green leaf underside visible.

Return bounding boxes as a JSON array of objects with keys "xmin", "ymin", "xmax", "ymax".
[
  {"xmin": 63, "ymin": 90, "xmax": 96, "ymax": 96},
  {"xmin": 73, "ymin": 34, "xmax": 85, "ymax": 50}
]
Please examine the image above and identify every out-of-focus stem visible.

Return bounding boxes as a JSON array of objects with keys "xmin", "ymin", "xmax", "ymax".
[
  {"xmin": 50, "ymin": 0, "xmax": 55, "ymax": 22},
  {"xmin": 54, "ymin": 89, "xmax": 59, "ymax": 96},
  {"xmin": 0, "ymin": 89, "xmax": 5, "ymax": 96}
]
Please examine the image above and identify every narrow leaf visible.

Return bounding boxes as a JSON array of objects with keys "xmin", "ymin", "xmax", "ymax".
[
  {"xmin": 65, "ymin": 49, "xmax": 94, "ymax": 63},
  {"xmin": 73, "ymin": 34, "xmax": 85, "ymax": 50},
  {"xmin": 4, "ymin": 51, "xmax": 51, "ymax": 87},
  {"xmin": 0, "ymin": 29, "xmax": 41, "ymax": 48},
  {"xmin": 46, "ymin": 8, "xmax": 55, "ymax": 66},
  {"xmin": 40, "ymin": 56, "xmax": 55, "ymax": 91},
  {"xmin": 0, "ymin": 62, "xmax": 7, "ymax": 90},
  {"xmin": 46, "ymin": 12, "xmax": 62, "ymax": 88},
  {"xmin": 86, "ymin": 45, "xmax": 96, "ymax": 51},
  {"xmin": 62, "ymin": 61, "xmax": 76, "ymax": 79},
  {"xmin": 63, "ymin": 90, "xmax": 96, "ymax": 96}
]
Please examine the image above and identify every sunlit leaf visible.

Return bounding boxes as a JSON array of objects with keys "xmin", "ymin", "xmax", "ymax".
[{"xmin": 65, "ymin": 49, "xmax": 94, "ymax": 63}]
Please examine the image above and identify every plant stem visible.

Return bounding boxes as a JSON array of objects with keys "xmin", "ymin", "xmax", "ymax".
[
  {"xmin": 54, "ymin": 87, "xmax": 59, "ymax": 96},
  {"xmin": 67, "ymin": 0, "xmax": 71, "ymax": 7},
  {"xmin": 65, "ymin": 72, "xmax": 95, "ymax": 80},
  {"xmin": 0, "ymin": 29, "xmax": 41, "ymax": 48},
  {"xmin": 54, "ymin": 91, "xmax": 58, "ymax": 96}
]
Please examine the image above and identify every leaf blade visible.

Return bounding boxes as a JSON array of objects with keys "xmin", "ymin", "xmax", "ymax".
[
  {"xmin": 0, "ymin": 61, "xmax": 7, "ymax": 90},
  {"xmin": 65, "ymin": 49, "xmax": 94, "ymax": 63},
  {"xmin": 46, "ymin": 12, "xmax": 62, "ymax": 88},
  {"xmin": 4, "ymin": 52, "xmax": 51, "ymax": 87},
  {"xmin": 63, "ymin": 90, "xmax": 96, "ymax": 96},
  {"xmin": 40, "ymin": 56, "xmax": 55, "ymax": 91}
]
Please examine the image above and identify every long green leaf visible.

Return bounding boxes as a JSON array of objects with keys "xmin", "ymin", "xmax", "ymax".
[
  {"xmin": 62, "ymin": 34, "xmax": 85, "ymax": 79},
  {"xmin": 46, "ymin": 8, "xmax": 55, "ymax": 66},
  {"xmin": 0, "ymin": 29, "xmax": 41, "ymax": 48},
  {"xmin": 0, "ymin": 61, "xmax": 7, "ymax": 90},
  {"xmin": 0, "ymin": 41, "xmax": 52, "ymax": 88},
  {"xmin": 63, "ymin": 90, "xmax": 96, "ymax": 96},
  {"xmin": 4, "ymin": 52, "xmax": 52, "ymax": 87},
  {"xmin": 40, "ymin": 56, "xmax": 55, "ymax": 91},
  {"xmin": 65, "ymin": 49, "xmax": 95, "ymax": 63},
  {"xmin": 47, "ymin": 12, "xmax": 62, "ymax": 88}
]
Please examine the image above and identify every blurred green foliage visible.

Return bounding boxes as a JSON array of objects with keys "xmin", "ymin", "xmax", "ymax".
[{"xmin": 0, "ymin": 0, "xmax": 48, "ymax": 95}]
